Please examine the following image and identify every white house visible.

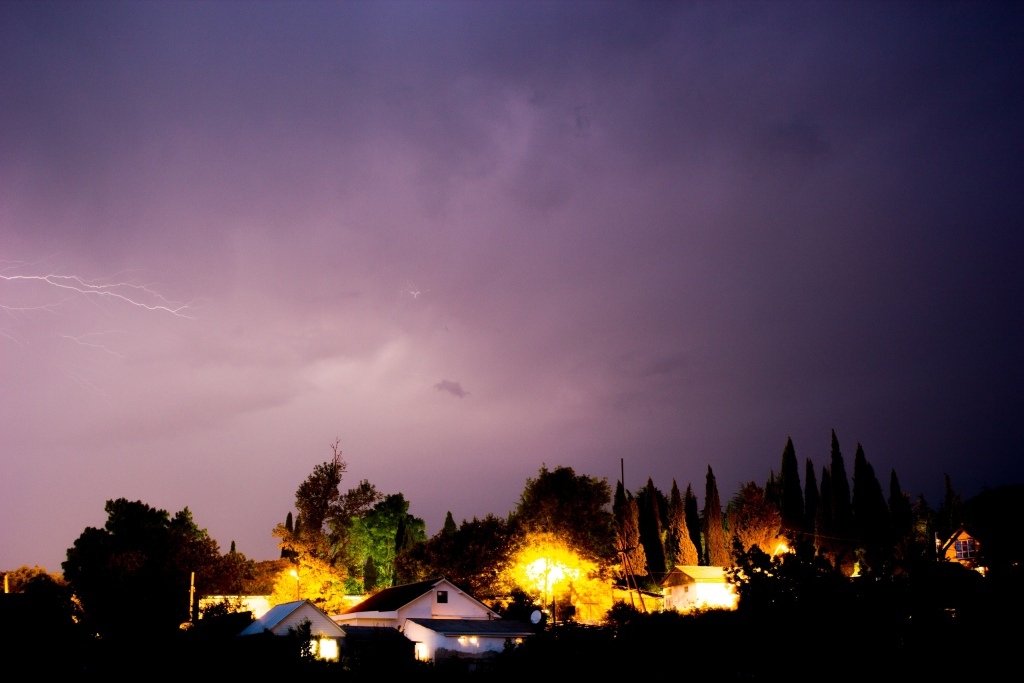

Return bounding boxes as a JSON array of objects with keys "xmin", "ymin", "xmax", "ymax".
[
  {"xmin": 331, "ymin": 577, "xmax": 499, "ymax": 628},
  {"xmin": 331, "ymin": 577, "xmax": 532, "ymax": 663},
  {"xmin": 661, "ymin": 566, "xmax": 738, "ymax": 612},
  {"xmin": 238, "ymin": 599, "xmax": 346, "ymax": 661}
]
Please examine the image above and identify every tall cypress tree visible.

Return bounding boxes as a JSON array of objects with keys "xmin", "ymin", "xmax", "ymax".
[
  {"xmin": 936, "ymin": 473, "xmax": 962, "ymax": 541},
  {"xmin": 888, "ymin": 469, "xmax": 913, "ymax": 569},
  {"xmin": 613, "ymin": 481, "xmax": 647, "ymax": 578},
  {"xmin": 684, "ymin": 484, "xmax": 703, "ymax": 565},
  {"xmin": 441, "ymin": 511, "xmax": 458, "ymax": 536},
  {"xmin": 703, "ymin": 466, "xmax": 730, "ymax": 567},
  {"xmin": 829, "ymin": 430, "xmax": 855, "ymax": 572},
  {"xmin": 665, "ymin": 479, "xmax": 700, "ymax": 568},
  {"xmin": 636, "ymin": 478, "xmax": 667, "ymax": 578},
  {"xmin": 851, "ymin": 443, "xmax": 890, "ymax": 573},
  {"xmin": 779, "ymin": 437, "xmax": 804, "ymax": 541},
  {"xmin": 803, "ymin": 458, "xmax": 819, "ymax": 549},
  {"xmin": 816, "ymin": 466, "xmax": 834, "ymax": 559}
]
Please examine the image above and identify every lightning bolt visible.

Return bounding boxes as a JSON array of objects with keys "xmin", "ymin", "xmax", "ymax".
[
  {"xmin": 1, "ymin": 270, "xmax": 196, "ymax": 318},
  {"xmin": 1, "ymin": 259, "xmax": 196, "ymax": 391}
]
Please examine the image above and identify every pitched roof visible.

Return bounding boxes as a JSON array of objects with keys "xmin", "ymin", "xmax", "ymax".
[
  {"xmin": 341, "ymin": 577, "xmax": 446, "ymax": 614},
  {"xmin": 406, "ymin": 618, "xmax": 534, "ymax": 637},
  {"xmin": 237, "ymin": 599, "xmax": 345, "ymax": 637},
  {"xmin": 662, "ymin": 565, "xmax": 728, "ymax": 586}
]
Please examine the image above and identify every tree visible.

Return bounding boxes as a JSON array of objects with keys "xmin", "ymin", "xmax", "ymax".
[
  {"xmin": 888, "ymin": 469, "xmax": 915, "ymax": 571},
  {"xmin": 829, "ymin": 430, "xmax": 855, "ymax": 573},
  {"xmin": 63, "ymin": 498, "xmax": 222, "ymax": 638},
  {"xmin": 851, "ymin": 443, "xmax": 890, "ymax": 574},
  {"xmin": 702, "ymin": 466, "xmax": 730, "ymax": 567},
  {"xmin": 815, "ymin": 465, "xmax": 834, "ymax": 558},
  {"xmin": 802, "ymin": 459, "xmax": 820, "ymax": 550},
  {"xmin": 442, "ymin": 511, "xmax": 458, "ymax": 536},
  {"xmin": 636, "ymin": 478, "xmax": 667, "ymax": 578},
  {"xmin": 349, "ymin": 493, "xmax": 426, "ymax": 590},
  {"xmin": 727, "ymin": 481, "xmax": 784, "ymax": 556},
  {"xmin": 778, "ymin": 437, "xmax": 804, "ymax": 542},
  {"xmin": 664, "ymin": 479, "xmax": 699, "ymax": 568},
  {"xmin": 613, "ymin": 480, "xmax": 647, "ymax": 578},
  {"xmin": 936, "ymin": 473, "xmax": 962, "ymax": 541},
  {"xmin": 684, "ymin": 484, "xmax": 703, "ymax": 564},
  {"xmin": 396, "ymin": 514, "xmax": 516, "ymax": 600},
  {"xmin": 513, "ymin": 465, "xmax": 616, "ymax": 565},
  {"xmin": 2, "ymin": 565, "xmax": 61, "ymax": 593}
]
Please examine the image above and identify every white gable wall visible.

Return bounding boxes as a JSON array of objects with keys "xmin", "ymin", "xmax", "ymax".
[{"xmin": 270, "ymin": 603, "xmax": 345, "ymax": 638}]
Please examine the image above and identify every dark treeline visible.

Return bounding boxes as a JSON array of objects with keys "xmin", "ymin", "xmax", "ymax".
[{"xmin": 4, "ymin": 431, "xmax": 1022, "ymax": 678}]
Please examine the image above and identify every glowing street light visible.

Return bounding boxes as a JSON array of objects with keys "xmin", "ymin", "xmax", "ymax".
[{"xmin": 290, "ymin": 569, "xmax": 300, "ymax": 601}]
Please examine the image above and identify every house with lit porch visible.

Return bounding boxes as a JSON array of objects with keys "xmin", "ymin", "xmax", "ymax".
[
  {"xmin": 331, "ymin": 577, "xmax": 534, "ymax": 662},
  {"xmin": 238, "ymin": 598, "xmax": 345, "ymax": 661}
]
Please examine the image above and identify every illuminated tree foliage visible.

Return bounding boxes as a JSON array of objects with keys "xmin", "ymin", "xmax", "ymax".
[
  {"xmin": 270, "ymin": 554, "xmax": 348, "ymax": 614},
  {"xmin": 348, "ymin": 493, "xmax": 425, "ymax": 590},
  {"xmin": 726, "ymin": 481, "xmax": 783, "ymax": 556},
  {"xmin": 503, "ymin": 532, "xmax": 612, "ymax": 624},
  {"xmin": 513, "ymin": 464, "xmax": 616, "ymax": 564},
  {"xmin": 703, "ymin": 466, "xmax": 730, "ymax": 567},
  {"xmin": 665, "ymin": 479, "xmax": 700, "ymax": 567},
  {"xmin": 613, "ymin": 480, "xmax": 647, "ymax": 578}
]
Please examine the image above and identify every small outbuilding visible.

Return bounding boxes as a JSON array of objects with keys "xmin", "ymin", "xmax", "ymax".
[{"xmin": 238, "ymin": 599, "xmax": 346, "ymax": 661}]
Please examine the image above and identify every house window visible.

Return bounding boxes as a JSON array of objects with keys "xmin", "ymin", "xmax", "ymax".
[
  {"xmin": 437, "ymin": 590, "xmax": 448, "ymax": 603},
  {"xmin": 955, "ymin": 539, "xmax": 978, "ymax": 560}
]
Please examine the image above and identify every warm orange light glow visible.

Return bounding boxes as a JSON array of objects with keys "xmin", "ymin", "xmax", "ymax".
[{"xmin": 502, "ymin": 532, "xmax": 612, "ymax": 624}]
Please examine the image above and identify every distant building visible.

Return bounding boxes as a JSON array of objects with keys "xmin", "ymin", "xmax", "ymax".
[{"xmin": 661, "ymin": 566, "xmax": 738, "ymax": 612}]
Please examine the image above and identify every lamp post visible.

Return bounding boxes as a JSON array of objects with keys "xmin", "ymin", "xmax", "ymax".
[{"xmin": 290, "ymin": 569, "xmax": 300, "ymax": 601}]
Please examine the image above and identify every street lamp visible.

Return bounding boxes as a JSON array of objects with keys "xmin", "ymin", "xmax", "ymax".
[{"xmin": 290, "ymin": 569, "xmax": 300, "ymax": 601}]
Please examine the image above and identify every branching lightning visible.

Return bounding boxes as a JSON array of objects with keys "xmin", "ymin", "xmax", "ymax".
[
  {"xmin": 1, "ymin": 260, "xmax": 196, "ymax": 390},
  {"xmin": 1, "ymin": 271, "xmax": 196, "ymax": 318}
]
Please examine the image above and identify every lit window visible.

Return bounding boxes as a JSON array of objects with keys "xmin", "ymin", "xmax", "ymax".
[
  {"xmin": 955, "ymin": 539, "xmax": 978, "ymax": 560},
  {"xmin": 437, "ymin": 590, "xmax": 448, "ymax": 603}
]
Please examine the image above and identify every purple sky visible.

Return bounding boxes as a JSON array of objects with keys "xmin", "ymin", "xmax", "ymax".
[{"xmin": 2, "ymin": 1, "xmax": 1022, "ymax": 574}]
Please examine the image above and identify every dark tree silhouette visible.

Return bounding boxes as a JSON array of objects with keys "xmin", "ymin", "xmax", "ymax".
[
  {"xmin": 636, "ymin": 477, "xmax": 667, "ymax": 578},
  {"xmin": 684, "ymin": 484, "xmax": 702, "ymax": 565},
  {"xmin": 851, "ymin": 443, "xmax": 891, "ymax": 573},
  {"xmin": 778, "ymin": 437, "xmax": 804, "ymax": 542},
  {"xmin": 703, "ymin": 466, "xmax": 730, "ymax": 566}
]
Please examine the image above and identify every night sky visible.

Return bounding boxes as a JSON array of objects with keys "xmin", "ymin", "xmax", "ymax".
[{"xmin": 2, "ymin": 1, "xmax": 1022, "ymax": 574}]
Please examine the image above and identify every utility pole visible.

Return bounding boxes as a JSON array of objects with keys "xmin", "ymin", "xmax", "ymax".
[{"xmin": 189, "ymin": 571, "xmax": 195, "ymax": 623}]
